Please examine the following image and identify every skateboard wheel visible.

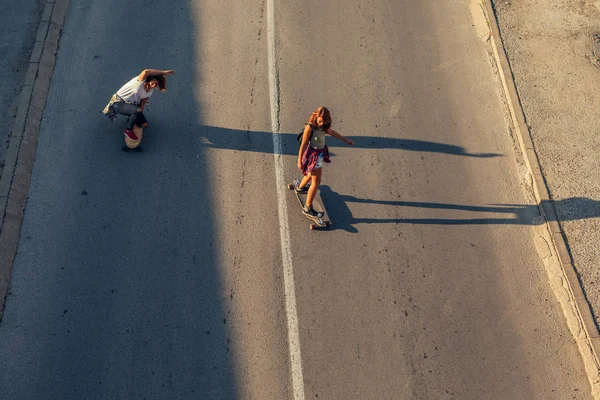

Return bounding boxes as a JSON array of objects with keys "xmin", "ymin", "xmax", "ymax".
[
  {"xmin": 310, "ymin": 224, "xmax": 316, "ymax": 230},
  {"xmin": 288, "ymin": 184, "xmax": 295, "ymax": 190},
  {"xmin": 325, "ymin": 221, "xmax": 331, "ymax": 227}
]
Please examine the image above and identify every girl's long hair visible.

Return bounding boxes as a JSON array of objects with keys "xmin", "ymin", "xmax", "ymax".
[
  {"xmin": 146, "ymin": 74, "xmax": 167, "ymax": 92},
  {"xmin": 307, "ymin": 106, "xmax": 331, "ymax": 130}
]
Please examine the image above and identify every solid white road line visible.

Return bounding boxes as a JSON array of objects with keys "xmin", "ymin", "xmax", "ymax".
[{"xmin": 266, "ymin": 1, "xmax": 306, "ymax": 399}]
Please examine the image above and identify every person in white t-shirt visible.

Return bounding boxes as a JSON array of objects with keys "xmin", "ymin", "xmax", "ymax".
[{"xmin": 103, "ymin": 69, "xmax": 175, "ymax": 141}]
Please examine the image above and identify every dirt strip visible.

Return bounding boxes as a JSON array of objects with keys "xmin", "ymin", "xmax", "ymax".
[{"xmin": 0, "ymin": 0, "xmax": 70, "ymax": 319}]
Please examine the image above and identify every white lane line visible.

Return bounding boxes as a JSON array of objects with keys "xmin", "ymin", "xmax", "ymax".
[{"xmin": 266, "ymin": 1, "xmax": 306, "ymax": 399}]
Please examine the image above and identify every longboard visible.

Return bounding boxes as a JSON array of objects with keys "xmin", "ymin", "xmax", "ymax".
[
  {"xmin": 287, "ymin": 178, "xmax": 331, "ymax": 230},
  {"xmin": 123, "ymin": 124, "xmax": 144, "ymax": 151}
]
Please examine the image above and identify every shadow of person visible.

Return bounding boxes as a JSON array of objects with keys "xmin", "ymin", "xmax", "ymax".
[
  {"xmin": 327, "ymin": 136, "xmax": 502, "ymax": 158},
  {"xmin": 319, "ymin": 187, "xmax": 600, "ymax": 232},
  {"xmin": 319, "ymin": 185, "xmax": 359, "ymax": 233},
  {"xmin": 539, "ymin": 197, "xmax": 600, "ymax": 222},
  {"xmin": 197, "ymin": 126, "xmax": 503, "ymax": 158}
]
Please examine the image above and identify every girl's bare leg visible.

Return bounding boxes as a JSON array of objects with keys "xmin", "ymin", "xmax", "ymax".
[
  {"xmin": 298, "ymin": 173, "xmax": 312, "ymax": 189},
  {"xmin": 305, "ymin": 167, "xmax": 322, "ymax": 208}
]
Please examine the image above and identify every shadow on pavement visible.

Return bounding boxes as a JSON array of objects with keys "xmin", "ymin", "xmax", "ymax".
[
  {"xmin": 319, "ymin": 186, "xmax": 598, "ymax": 233},
  {"xmin": 0, "ymin": 1, "xmax": 238, "ymax": 399},
  {"xmin": 198, "ymin": 125, "xmax": 503, "ymax": 158}
]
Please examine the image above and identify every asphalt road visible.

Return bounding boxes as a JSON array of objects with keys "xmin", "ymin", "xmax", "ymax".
[{"xmin": 0, "ymin": 0, "xmax": 592, "ymax": 399}]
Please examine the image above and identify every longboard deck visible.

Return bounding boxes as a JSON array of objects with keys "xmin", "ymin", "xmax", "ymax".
[
  {"xmin": 288, "ymin": 179, "xmax": 331, "ymax": 229},
  {"xmin": 124, "ymin": 125, "xmax": 144, "ymax": 149}
]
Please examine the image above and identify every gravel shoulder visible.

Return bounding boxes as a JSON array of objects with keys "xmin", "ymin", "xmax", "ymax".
[{"xmin": 492, "ymin": 1, "xmax": 600, "ymax": 328}]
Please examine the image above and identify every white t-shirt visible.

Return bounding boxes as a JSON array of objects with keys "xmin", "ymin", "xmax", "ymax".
[{"xmin": 116, "ymin": 77, "xmax": 154, "ymax": 104}]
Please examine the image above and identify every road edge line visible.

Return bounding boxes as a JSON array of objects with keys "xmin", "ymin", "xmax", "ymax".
[
  {"xmin": 0, "ymin": 0, "xmax": 71, "ymax": 321},
  {"xmin": 266, "ymin": 0, "xmax": 306, "ymax": 399},
  {"xmin": 483, "ymin": 0, "xmax": 600, "ymax": 396}
]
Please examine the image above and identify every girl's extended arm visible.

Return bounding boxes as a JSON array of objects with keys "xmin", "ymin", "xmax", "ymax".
[
  {"xmin": 327, "ymin": 128, "xmax": 354, "ymax": 146},
  {"xmin": 137, "ymin": 69, "xmax": 176, "ymax": 81}
]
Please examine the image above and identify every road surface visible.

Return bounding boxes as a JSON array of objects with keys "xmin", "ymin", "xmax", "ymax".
[{"xmin": 0, "ymin": 0, "xmax": 591, "ymax": 399}]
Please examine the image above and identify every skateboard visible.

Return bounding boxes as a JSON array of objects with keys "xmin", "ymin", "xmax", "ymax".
[
  {"xmin": 287, "ymin": 178, "xmax": 331, "ymax": 230},
  {"xmin": 123, "ymin": 124, "xmax": 144, "ymax": 151}
]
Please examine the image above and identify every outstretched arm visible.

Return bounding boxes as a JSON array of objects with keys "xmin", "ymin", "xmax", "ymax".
[
  {"xmin": 137, "ymin": 69, "xmax": 176, "ymax": 81},
  {"xmin": 327, "ymin": 128, "xmax": 354, "ymax": 146}
]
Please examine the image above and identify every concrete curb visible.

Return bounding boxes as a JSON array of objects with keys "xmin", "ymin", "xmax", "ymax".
[
  {"xmin": 483, "ymin": 0, "xmax": 600, "ymax": 395},
  {"xmin": 0, "ymin": 0, "xmax": 70, "ymax": 320}
]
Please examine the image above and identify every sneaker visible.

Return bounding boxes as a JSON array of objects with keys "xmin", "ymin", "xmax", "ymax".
[
  {"xmin": 302, "ymin": 205, "xmax": 323, "ymax": 218},
  {"xmin": 124, "ymin": 129, "xmax": 138, "ymax": 141},
  {"xmin": 294, "ymin": 184, "xmax": 309, "ymax": 193}
]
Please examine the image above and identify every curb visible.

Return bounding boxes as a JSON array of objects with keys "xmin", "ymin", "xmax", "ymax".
[
  {"xmin": 483, "ymin": 0, "xmax": 600, "ymax": 395},
  {"xmin": 0, "ymin": 0, "xmax": 70, "ymax": 320}
]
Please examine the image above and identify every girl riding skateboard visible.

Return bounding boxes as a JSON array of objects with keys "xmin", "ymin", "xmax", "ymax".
[
  {"xmin": 296, "ymin": 106, "xmax": 354, "ymax": 217},
  {"xmin": 103, "ymin": 69, "xmax": 175, "ymax": 144}
]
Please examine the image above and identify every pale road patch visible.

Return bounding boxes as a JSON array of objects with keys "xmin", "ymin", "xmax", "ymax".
[
  {"xmin": 266, "ymin": 0, "xmax": 306, "ymax": 399},
  {"xmin": 388, "ymin": 98, "xmax": 402, "ymax": 119},
  {"xmin": 469, "ymin": 0, "xmax": 490, "ymax": 42}
]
